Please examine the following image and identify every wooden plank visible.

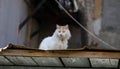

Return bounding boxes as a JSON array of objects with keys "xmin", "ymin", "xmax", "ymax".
[
  {"xmin": 32, "ymin": 57, "xmax": 63, "ymax": 66},
  {"xmin": 0, "ymin": 56, "xmax": 13, "ymax": 65},
  {"xmin": 25, "ymin": 19, "xmax": 32, "ymax": 47},
  {"xmin": 94, "ymin": 0, "xmax": 102, "ymax": 18},
  {"xmin": 5, "ymin": 56, "xmax": 37, "ymax": 65},
  {"xmin": 62, "ymin": 58, "xmax": 90, "ymax": 67},
  {"xmin": 1, "ymin": 49, "xmax": 120, "ymax": 59},
  {"xmin": 90, "ymin": 58, "xmax": 119, "ymax": 67},
  {"xmin": 26, "ymin": 19, "xmax": 40, "ymax": 48}
]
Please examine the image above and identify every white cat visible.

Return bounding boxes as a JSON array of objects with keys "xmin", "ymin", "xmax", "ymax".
[{"xmin": 39, "ymin": 24, "xmax": 71, "ymax": 50}]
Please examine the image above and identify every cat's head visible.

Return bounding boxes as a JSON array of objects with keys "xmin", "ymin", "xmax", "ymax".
[{"xmin": 55, "ymin": 24, "xmax": 71, "ymax": 40}]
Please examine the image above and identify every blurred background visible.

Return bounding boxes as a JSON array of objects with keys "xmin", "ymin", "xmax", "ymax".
[{"xmin": 0, "ymin": 0, "xmax": 120, "ymax": 49}]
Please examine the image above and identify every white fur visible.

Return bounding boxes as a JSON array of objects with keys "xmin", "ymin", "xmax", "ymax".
[{"xmin": 39, "ymin": 28, "xmax": 71, "ymax": 50}]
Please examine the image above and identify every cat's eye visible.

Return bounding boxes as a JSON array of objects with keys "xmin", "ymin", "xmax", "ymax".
[{"xmin": 58, "ymin": 31, "xmax": 61, "ymax": 33}]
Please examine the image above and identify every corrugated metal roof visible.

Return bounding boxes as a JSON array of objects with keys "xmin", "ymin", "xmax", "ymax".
[{"xmin": 0, "ymin": 44, "xmax": 120, "ymax": 68}]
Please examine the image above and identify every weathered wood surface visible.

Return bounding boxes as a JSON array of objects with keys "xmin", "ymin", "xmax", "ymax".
[
  {"xmin": 1, "ymin": 49, "xmax": 120, "ymax": 59},
  {"xmin": 94, "ymin": 0, "xmax": 102, "ymax": 18}
]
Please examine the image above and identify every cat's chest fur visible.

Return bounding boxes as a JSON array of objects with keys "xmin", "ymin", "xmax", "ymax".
[
  {"xmin": 54, "ymin": 38, "xmax": 68, "ymax": 49},
  {"xmin": 39, "ymin": 36, "xmax": 68, "ymax": 50}
]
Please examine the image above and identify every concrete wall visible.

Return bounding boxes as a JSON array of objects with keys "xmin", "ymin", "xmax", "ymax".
[
  {"xmin": 84, "ymin": 0, "xmax": 120, "ymax": 49},
  {"xmin": 99, "ymin": 0, "xmax": 120, "ymax": 49},
  {"xmin": 0, "ymin": 0, "xmax": 27, "ymax": 47}
]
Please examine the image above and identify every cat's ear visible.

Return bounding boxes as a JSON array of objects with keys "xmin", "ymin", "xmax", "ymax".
[
  {"xmin": 65, "ymin": 24, "xmax": 69, "ymax": 29},
  {"xmin": 56, "ymin": 24, "xmax": 60, "ymax": 29}
]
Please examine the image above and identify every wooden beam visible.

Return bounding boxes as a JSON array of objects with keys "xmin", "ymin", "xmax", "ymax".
[
  {"xmin": 0, "ymin": 49, "xmax": 120, "ymax": 59},
  {"xmin": 94, "ymin": 0, "xmax": 103, "ymax": 18}
]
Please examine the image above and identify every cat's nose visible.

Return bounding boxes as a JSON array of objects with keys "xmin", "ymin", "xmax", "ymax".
[{"xmin": 59, "ymin": 34, "xmax": 63, "ymax": 37}]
